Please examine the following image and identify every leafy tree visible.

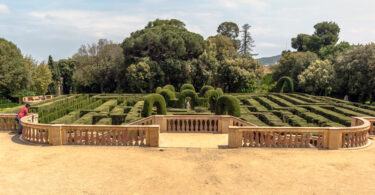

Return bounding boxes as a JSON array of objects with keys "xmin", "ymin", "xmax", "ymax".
[
  {"xmin": 0, "ymin": 38, "xmax": 32, "ymax": 98},
  {"xmin": 207, "ymin": 35, "xmax": 237, "ymax": 61},
  {"xmin": 32, "ymin": 62, "xmax": 53, "ymax": 95},
  {"xmin": 73, "ymin": 39, "xmax": 124, "ymax": 93},
  {"xmin": 126, "ymin": 60, "xmax": 152, "ymax": 93},
  {"xmin": 298, "ymin": 60, "xmax": 335, "ymax": 95},
  {"xmin": 218, "ymin": 57, "xmax": 263, "ymax": 92},
  {"xmin": 291, "ymin": 34, "xmax": 311, "ymax": 52},
  {"xmin": 122, "ymin": 19, "xmax": 205, "ymax": 91},
  {"xmin": 56, "ymin": 59, "xmax": 76, "ymax": 94},
  {"xmin": 47, "ymin": 55, "xmax": 60, "ymax": 94},
  {"xmin": 217, "ymin": 22, "xmax": 241, "ymax": 50},
  {"xmin": 319, "ymin": 41, "xmax": 352, "ymax": 61},
  {"xmin": 239, "ymin": 24, "xmax": 256, "ymax": 56},
  {"xmin": 146, "ymin": 18, "xmax": 185, "ymax": 29},
  {"xmin": 291, "ymin": 21, "xmax": 340, "ymax": 55},
  {"xmin": 334, "ymin": 44, "xmax": 375, "ymax": 102},
  {"xmin": 272, "ymin": 51, "xmax": 319, "ymax": 90},
  {"xmin": 313, "ymin": 21, "xmax": 340, "ymax": 46}
]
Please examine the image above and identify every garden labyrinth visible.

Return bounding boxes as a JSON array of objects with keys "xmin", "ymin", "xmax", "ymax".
[{"xmin": 3, "ymin": 93, "xmax": 375, "ymax": 128}]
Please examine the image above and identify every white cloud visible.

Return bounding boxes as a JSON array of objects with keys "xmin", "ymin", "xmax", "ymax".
[
  {"xmin": 218, "ymin": 0, "xmax": 267, "ymax": 10},
  {"xmin": 29, "ymin": 10, "xmax": 146, "ymax": 39},
  {"xmin": 257, "ymin": 42, "xmax": 280, "ymax": 48},
  {"xmin": 0, "ymin": 4, "xmax": 10, "ymax": 14}
]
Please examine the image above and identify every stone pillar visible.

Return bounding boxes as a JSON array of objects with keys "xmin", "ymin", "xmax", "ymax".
[
  {"xmin": 328, "ymin": 129, "xmax": 342, "ymax": 149},
  {"xmin": 147, "ymin": 127, "xmax": 159, "ymax": 147},
  {"xmin": 48, "ymin": 126, "xmax": 63, "ymax": 146},
  {"xmin": 220, "ymin": 115, "xmax": 232, "ymax": 133},
  {"xmin": 153, "ymin": 115, "xmax": 166, "ymax": 132},
  {"xmin": 228, "ymin": 128, "xmax": 242, "ymax": 148}
]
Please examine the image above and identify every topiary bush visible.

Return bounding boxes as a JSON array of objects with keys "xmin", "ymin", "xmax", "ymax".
[
  {"xmin": 141, "ymin": 94, "xmax": 167, "ymax": 117},
  {"xmin": 208, "ymin": 90, "xmax": 219, "ymax": 112},
  {"xmin": 178, "ymin": 89, "xmax": 198, "ymax": 108},
  {"xmin": 156, "ymin": 87, "xmax": 162, "ymax": 93},
  {"xmin": 199, "ymin": 85, "xmax": 214, "ymax": 97},
  {"xmin": 163, "ymin": 84, "xmax": 175, "ymax": 93},
  {"xmin": 216, "ymin": 88, "xmax": 224, "ymax": 97},
  {"xmin": 158, "ymin": 89, "xmax": 176, "ymax": 107},
  {"xmin": 215, "ymin": 95, "xmax": 241, "ymax": 117},
  {"xmin": 181, "ymin": 83, "xmax": 195, "ymax": 92},
  {"xmin": 275, "ymin": 76, "xmax": 294, "ymax": 93}
]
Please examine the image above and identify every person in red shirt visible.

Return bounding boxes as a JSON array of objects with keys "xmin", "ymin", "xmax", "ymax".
[{"xmin": 16, "ymin": 104, "xmax": 30, "ymax": 134}]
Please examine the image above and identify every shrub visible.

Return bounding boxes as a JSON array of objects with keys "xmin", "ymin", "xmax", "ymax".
[
  {"xmin": 158, "ymin": 89, "xmax": 176, "ymax": 107},
  {"xmin": 216, "ymin": 88, "xmax": 224, "ymax": 97},
  {"xmin": 126, "ymin": 101, "xmax": 144, "ymax": 123},
  {"xmin": 181, "ymin": 83, "xmax": 195, "ymax": 92},
  {"xmin": 275, "ymin": 76, "xmax": 294, "ymax": 93},
  {"xmin": 215, "ymin": 95, "xmax": 241, "ymax": 117},
  {"xmin": 141, "ymin": 94, "xmax": 167, "ymax": 117},
  {"xmin": 163, "ymin": 84, "xmax": 175, "ymax": 93},
  {"xmin": 199, "ymin": 85, "xmax": 214, "ymax": 97},
  {"xmin": 208, "ymin": 90, "xmax": 219, "ymax": 112},
  {"xmin": 156, "ymin": 87, "xmax": 162, "ymax": 93},
  {"xmin": 178, "ymin": 89, "xmax": 198, "ymax": 108}
]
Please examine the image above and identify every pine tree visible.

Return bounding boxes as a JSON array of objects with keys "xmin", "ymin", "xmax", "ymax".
[{"xmin": 240, "ymin": 24, "xmax": 256, "ymax": 56}]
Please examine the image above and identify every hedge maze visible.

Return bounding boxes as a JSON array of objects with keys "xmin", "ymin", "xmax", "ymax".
[
  {"xmin": 237, "ymin": 93, "xmax": 375, "ymax": 127},
  {"xmin": 3, "ymin": 89, "xmax": 375, "ymax": 128}
]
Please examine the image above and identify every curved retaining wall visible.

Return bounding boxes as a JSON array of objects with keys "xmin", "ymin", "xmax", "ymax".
[{"xmin": 0, "ymin": 113, "xmax": 374, "ymax": 149}]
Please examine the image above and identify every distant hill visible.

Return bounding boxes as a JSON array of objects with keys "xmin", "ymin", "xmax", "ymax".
[{"xmin": 257, "ymin": 54, "xmax": 281, "ymax": 65}]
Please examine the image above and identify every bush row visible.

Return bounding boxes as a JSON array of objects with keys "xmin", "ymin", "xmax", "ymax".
[
  {"xmin": 272, "ymin": 110, "xmax": 314, "ymax": 127},
  {"xmin": 244, "ymin": 98, "xmax": 268, "ymax": 112},
  {"xmin": 125, "ymin": 101, "xmax": 144, "ymax": 123},
  {"xmin": 253, "ymin": 96, "xmax": 281, "ymax": 110},
  {"xmin": 38, "ymin": 96, "xmax": 98, "ymax": 123},
  {"xmin": 254, "ymin": 112, "xmax": 289, "ymax": 127},
  {"xmin": 266, "ymin": 95, "xmax": 295, "ymax": 107},
  {"xmin": 303, "ymin": 106, "xmax": 351, "ymax": 126},
  {"xmin": 95, "ymin": 117, "xmax": 112, "ymax": 125},
  {"xmin": 292, "ymin": 107, "xmax": 344, "ymax": 127},
  {"xmin": 274, "ymin": 94, "xmax": 308, "ymax": 105}
]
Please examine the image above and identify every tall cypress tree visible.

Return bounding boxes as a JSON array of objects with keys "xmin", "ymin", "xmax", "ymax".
[
  {"xmin": 240, "ymin": 24, "xmax": 256, "ymax": 56},
  {"xmin": 47, "ymin": 55, "xmax": 60, "ymax": 94}
]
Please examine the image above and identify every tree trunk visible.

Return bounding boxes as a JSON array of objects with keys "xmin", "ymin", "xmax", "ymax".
[{"xmin": 100, "ymin": 82, "xmax": 104, "ymax": 93}]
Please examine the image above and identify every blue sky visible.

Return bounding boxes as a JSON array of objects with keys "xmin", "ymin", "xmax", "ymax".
[{"xmin": 0, "ymin": 0, "xmax": 374, "ymax": 62}]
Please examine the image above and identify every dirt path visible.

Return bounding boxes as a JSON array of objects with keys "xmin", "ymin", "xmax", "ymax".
[{"xmin": 1, "ymin": 131, "xmax": 375, "ymax": 194}]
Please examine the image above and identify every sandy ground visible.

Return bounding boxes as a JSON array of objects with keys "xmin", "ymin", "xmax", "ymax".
[{"xmin": 1, "ymin": 131, "xmax": 375, "ymax": 195}]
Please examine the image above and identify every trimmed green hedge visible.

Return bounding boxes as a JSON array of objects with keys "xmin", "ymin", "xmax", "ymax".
[
  {"xmin": 208, "ymin": 90, "xmax": 219, "ymax": 112},
  {"xmin": 96, "ymin": 117, "xmax": 112, "ymax": 125},
  {"xmin": 276, "ymin": 94, "xmax": 308, "ymax": 105},
  {"xmin": 199, "ymin": 85, "xmax": 214, "ymax": 97},
  {"xmin": 156, "ymin": 87, "xmax": 162, "ymax": 93},
  {"xmin": 125, "ymin": 101, "xmax": 144, "ymax": 123},
  {"xmin": 253, "ymin": 96, "xmax": 281, "ymax": 110},
  {"xmin": 292, "ymin": 107, "xmax": 344, "ymax": 127},
  {"xmin": 163, "ymin": 84, "xmax": 175, "ymax": 93},
  {"xmin": 216, "ymin": 88, "xmax": 224, "ymax": 97},
  {"xmin": 178, "ymin": 89, "xmax": 198, "ymax": 108},
  {"xmin": 275, "ymin": 76, "xmax": 294, "ymax": 93},
  {"xmin": 303, "ymin": 106, "xmax": 350, "ymax": 126},
  {"xmin": 215, "ymin": 95, "xmax": 241, "ymax": 117},
  {"xmin": 255, "ymin": 112, "xmax": 289, "ymax": 126},
  {"xmin": 181, "ymin": 83, "xmax": 195, "ymax": 92},
  {"xmin": 158, "ymin": 89, "xmax": 176, "ymax": 107},
  {"xmin": 141, "ymin": 94, "xmax": 167, "ymax": 117}
]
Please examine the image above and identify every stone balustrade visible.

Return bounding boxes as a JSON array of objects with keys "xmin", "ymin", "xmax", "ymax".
[
  {"xmin": 0, "ymin": 114, "xmax": 17, "ymax": 131},
  {"xmin": 130, "ymin": 115, "xmax": 253, "ymax": 133},
  {"xmin": 19, "ymin": 114, "xmax": 159, "ymax": 146},
  {"xmin": 22, "ymin": 95, "xmax": 55, "ymax": 103},
  {"xmin": 228, "ymin": 117, "xmax": 373, "ymax": 149},
  {"xmin": 0, "ymin": 113, "xmax": 374, "ymax": 149}
]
